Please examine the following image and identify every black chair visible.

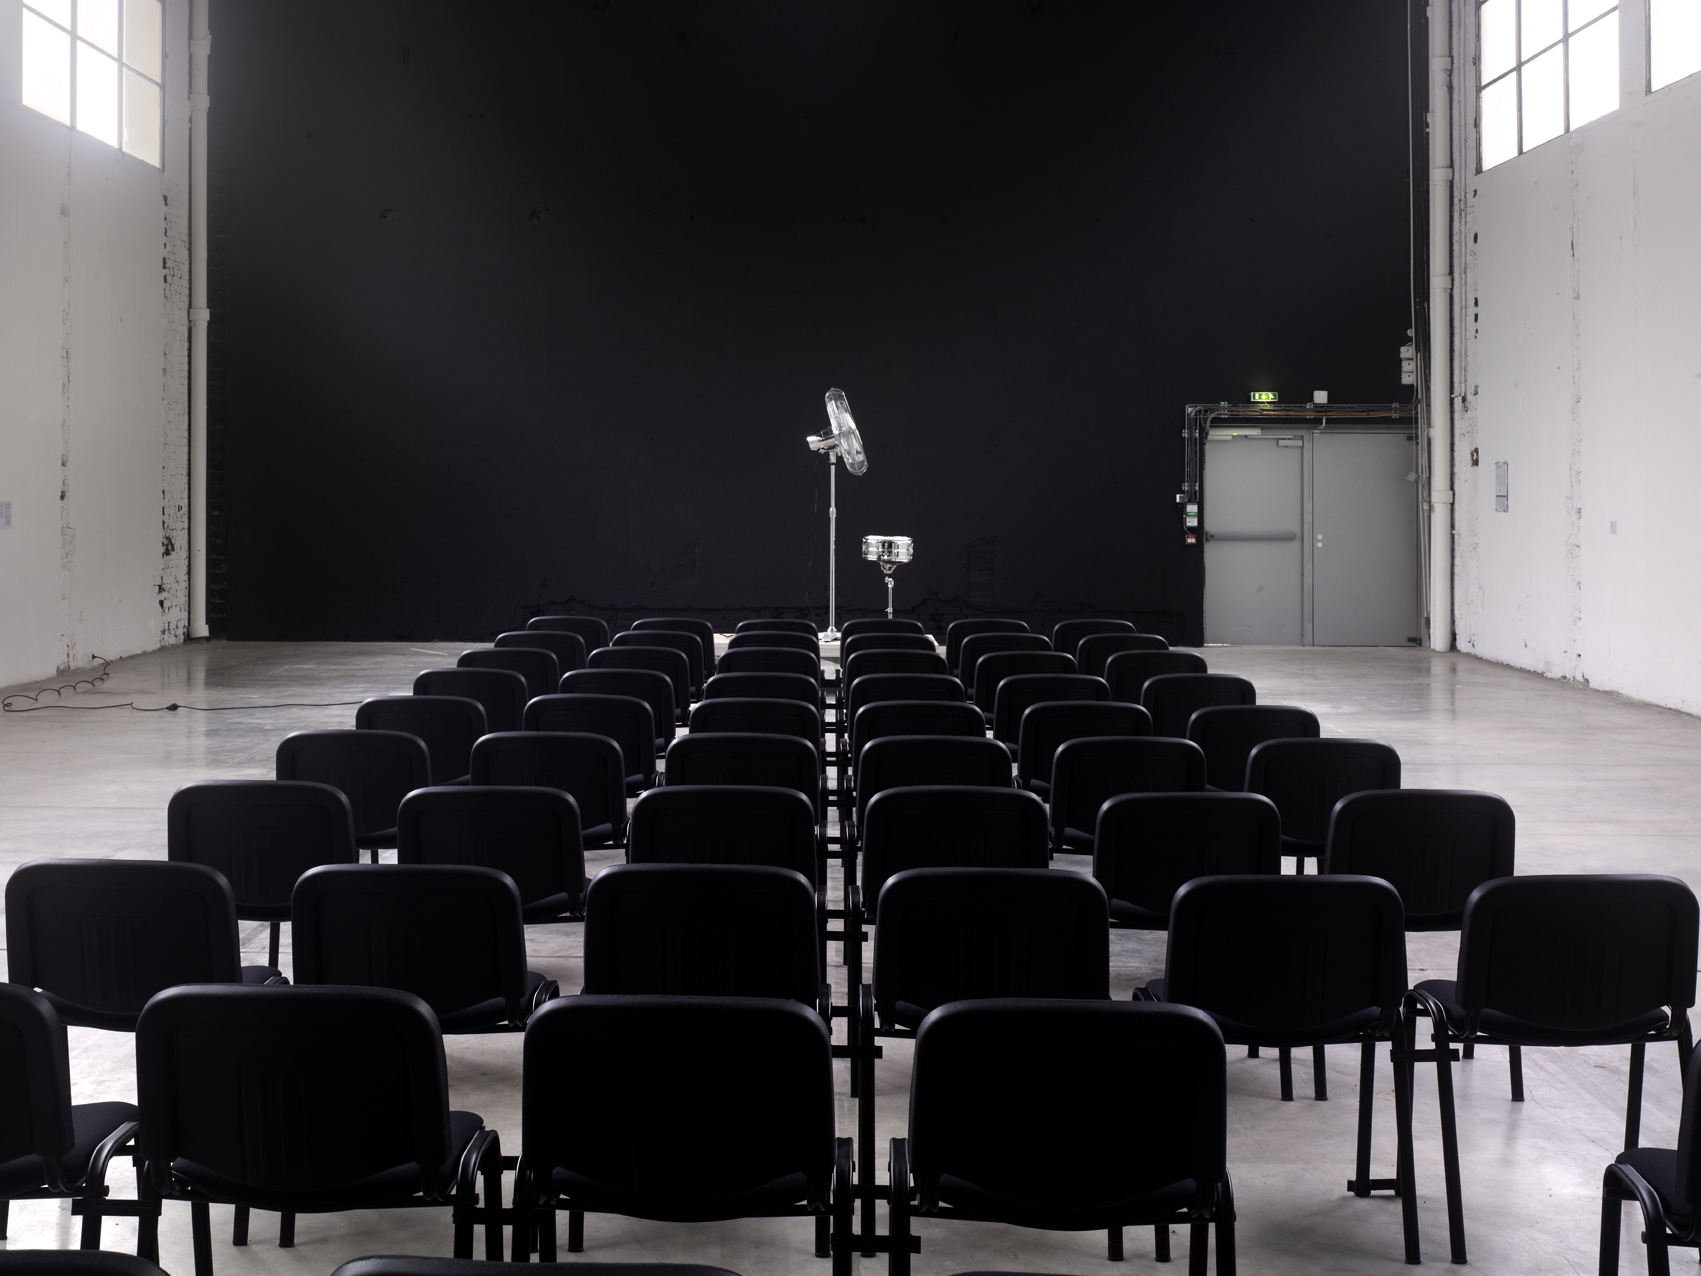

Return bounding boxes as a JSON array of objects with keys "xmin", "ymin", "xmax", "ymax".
[
  {"xmin": 943, "ymin": 619, "xmax": 1028, "ymax": 678},
  {"xmin": 560, "ymin": 668, "xmax": 675, "ymax": 756},
  {"xmin": 357, "ymin": 695, "xmax": 486, "ymax": 787},
  {"xmin": 397, "ymin": 785, "xmax": 587, "ymax": 922},
  {"xmin": 1076, "ymin": 632, "xmax": 1170, "ymax": 678},
  {"xmin": 1015, "ymin": 701, "xmax": 1151, "ymax": 796},
  {"xmin": 4, "ymin": 859, "xmax": 282, "ymax": 1033},
  {"xmin": 1187, "ymin": 704, "xmax": 1320, "ymax": 792},
  {"xmin": 630, "ymin": 618, "xmax": 717, "ymax": 676},
  {"xmin": 523, "ymin": 694, "xmax": 657, "ymax": 793},
  {"xmin": 1104, "ymin": 650, "xmax": 1208, "ymax": 705},
  {"xmin": 1140, "ymin": 673, "xmax": 1257, "ymax": 739},
  {"xmin": 0, "ymin": 984, "xmax": 151, "ymax": 1252},
  {"xmin": 839, "ymin": 632, "xmax": 935, "ymax": 665},
  {"xmin": 843, "ymin": 649, "xmax": 949, "ymax": 687},
  {"xmin": 628, "ymin": 785, "xmax": 820, "ymax": 890},
  {"xmin": 332, "ymin": 1260, "xmax": 744, "ymax": 1276},
  {"xmin": 587, "ymin": 646, "xmax": 691, "ymax": 726},
  {"xmin": 846, "ymin": 699, "xmax": 987, "ymax": 783},
  {"xmin": 958, "ymin": 632, "xmax": 1050, "ymax": 689},
  {"xmin": 1093, "ymin": 793, "xmax": 1282, "ymax": 930},
  {"xmin": 736, "ymin": 618, "xmax": 819, "ymax": 636},
  {"xmin": 991, "ymin": 674, "xmax": 1108, "ymax": 757},
  {"xmin": 137, "ymin": 984, "xmax": 503, "ymax": 1274},
  {"xmin": 890, "ymin": 999, "xmax": 1235, "ymax": 1274},
  {"xmin": 470, "ymin": 732, "xmax": 626, "ymax": 848},
  {"xmin": 850, "ymin": 734, "xmax": 1014, "ymax": 847},
  {"xmin": 527, "ymin": 614, "xmax": 610, "ymax": 651},
  {"xmin": 726, "ymin": 630, "xmax": 821, "ymax": 658},
  {"xmin": 1049, "ymin": 736, "xmax": 1208, "ymax": 854},
  {"xmin": 841, "ymin": 675, "xmax": 966, "ymax": 781},
  {"xmin": 414, "ymin": 667, "xmax": 530, "ymax": 736},
  {"xmin": 703, "ymin": 671, "xmax": 821, "ymax": 710},
  {"xmin": 714, "ymin": 646, "xmax": 822, "ymax": 687},
  {"xmin": 664, "ymin": 732, "xmax": 825, "ymax": 830},
  {"xmin": 513, "ymin": 996, "xmax": 849, "ymax": 1268},
  {"xmin": 1245, "ymin": 737, "xmax": 1401, "ymax": 872},
  {"xmin": 497, "ymin": 629, "xmax": 586, "ymax": 675},
  {"xmin": 276, "ymin": 730, "xmax": 429, "ymax": 860},
  {"xmin": 611, "ymin": 631, "xmax": 704, "ymax": 699},
  {"xmin": 291, "ymin": 864, "xmax": 557, "ymax": 1032},
  {"xmin": 1405, "ymin": 874, "xmax": 1699, "ymax": 1265},
  {"xmin": 972, "ymin": 651, "xmax": 1075, "ymax": 723},
  {"xmin": 688, "ymin": 698, "xmax": 824, "ymax": 756},
  {"xmin": 1600, "ymin": 1046, "xmax": 1701, "ymax": 1276},
  {"xmin": 167, "ymin": 779, "xmax": 358, "ymax": 966},
  {"xmin": 1143, "ymin": 874, "xmax": 1410, "ymax": 1259},
  {"xmin": 839, "ymin": 618, "xmax": 925, "ymax": 640},
  {"xmin": 458, "ymin": 647, "xmax": 559, "ymax": 702},
  {"xmin": 0, "ymin": 1256, "xmax": 168, "ymax": 1276},
  {"xmin": 1052, "ymin": 618, "xmax": 1136, "ymax": 659}
]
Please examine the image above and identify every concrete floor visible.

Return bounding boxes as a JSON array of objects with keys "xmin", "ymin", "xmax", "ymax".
[{"xmin": 2, "ymin": 639, "xmax": 1699, "ymax": 1275}]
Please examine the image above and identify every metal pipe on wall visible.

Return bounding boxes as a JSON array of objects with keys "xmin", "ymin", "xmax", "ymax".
[
  {"xmin": 1427, "ymin": 0, "xmax": 1454, "ymax": 651},
  {"xmin": 188, "ymin": 0, "xmax": 210, "ymax": 638}
]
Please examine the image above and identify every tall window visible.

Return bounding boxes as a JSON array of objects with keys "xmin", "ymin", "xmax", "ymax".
[
  {"xmin": 1479, "ymin": 0, "xmax": 1619, "ymax": 169},
  {"xmin": 1651, "ymin": 0, "xmax": 1701, "ymax": 90},
  {"xmin": 20, "ymin": 0, "xmax": 162, "ymax": 167}
]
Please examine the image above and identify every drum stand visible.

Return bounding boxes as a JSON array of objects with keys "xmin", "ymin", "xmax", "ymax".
[{"xmin": 822, "ymin": 452, "xmax": 840, "ymax": 642}]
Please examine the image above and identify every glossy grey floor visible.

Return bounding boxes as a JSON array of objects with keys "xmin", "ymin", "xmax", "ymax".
[{"xmin": 2, "ymin": 640, "xmax": 1697, "ymax": 1276}]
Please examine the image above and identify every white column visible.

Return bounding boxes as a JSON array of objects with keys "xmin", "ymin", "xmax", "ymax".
[{"xmin": 1427, "ymin": 0, "xmax": 1454, "ymax": 651}]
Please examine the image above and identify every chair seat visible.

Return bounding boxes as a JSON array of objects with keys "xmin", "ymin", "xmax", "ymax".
[
  {"xmin": 1142, "ymin": 980, "xmax": 1381, "ymax": 1046},
  {"xmin": 241, "ymin": 965, "xmax": 284, "ymax": 984},
  {"xmin": 933, "ymin": 1171, "xmax": 1197, "ymax": 1231},
  {"xmin": 1108, "ymin": 897, "xmax": 1167, "ymax": 928},
  {"xmin": 550, "ymin": 1166, "xmax": 812, "ymax": 1223},
  {"xmin": 0, "ymin": 1101, "xmax": 138, "ymax": 1196},
  {"xmin": 1616, "ymin": 1147, "xmax": 1693, "ymax": 1228},
  {"xmin": 1414, "ymin": 978, "xmax": 1673, "ymax": 1045},
  {"xmin": 1280, "ymin": 834, "xmax": 1322, "ymax": 859},
  {"xmin": 171, "ymin": 1110, "xmax": 485, "ymax": 1212},
  {"xmin": 437, "ymin": 970, "xmax": 551, "ymax": 1033},
  {"xmin": 521, "ymin": 892, "xmax": 581, "ymax": 923},
  {"xmin": 1025, "ymin": 778, "xmax": 1051, "ymax": 798},
  {"xmin": 1060, "ymin": 826, "xmax": 1093, "ymax": 853},
  {"xmin": 358, "ymin": 828, "xmax": 400, "ymax": 850},
  {"xmin": 583, "ymin": 822, "xmax": 617, "ymax": 847}
]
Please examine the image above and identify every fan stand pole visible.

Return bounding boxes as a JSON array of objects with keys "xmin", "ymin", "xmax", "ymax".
[
  {"xmin": 822, "ymin": 453, "xmax": 840, "ymax": 642},
  {"xmin": 884, "ymin": 571, "xmax": 894, "ymax": 620}
]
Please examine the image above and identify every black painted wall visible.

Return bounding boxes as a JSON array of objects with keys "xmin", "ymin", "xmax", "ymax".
[{"xmin": 209, "ymin": 0, "xmax": 1414, "ymax": 643}]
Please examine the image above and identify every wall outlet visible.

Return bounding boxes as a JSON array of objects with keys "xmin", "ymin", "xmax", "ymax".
[{"xmin": 1400, "ymin": 344, "xmax": 1417, "ymax": 385}]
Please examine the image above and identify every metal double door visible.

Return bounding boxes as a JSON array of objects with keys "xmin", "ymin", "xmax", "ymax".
[{"xmin": 1202, "ymin": 430, "xmax": 1418, "ymax": 646}]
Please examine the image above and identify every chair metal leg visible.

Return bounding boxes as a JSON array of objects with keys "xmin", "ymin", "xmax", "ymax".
[
  {"xmin": 1279, "ymin": 1047, "xmax": 1294, "ymax": 1101},
  {"xmin": 1108, "ymin": 1226, "xmax": 1123, "ymax": 1260},
  {"xmin": 192, "ymin": 1200, "xmax": 214, "ymax": 1276},
  {"xmin": 889, "ymin": 1139, "xmax": 913, "ymax": 1276},
  {"xmin": 1462, "ymin": 1040, "xmax": 1475, "ymax": 1060},
  {"xmin": 1395, "ymin": 1011, "xmax": 1421, "ymax": 1263},
  {"xmin": 1351, "ymin": 1041, "xmax": 1376, "ymax": 1196},
  {"xmin": 1155, "ymin": 1222, "xmax": 1171, "ymax": 1262},
  {"xmin": 567, "ymin": 1208, "xmax": 584, "ymax": 1253},
  {"xmin": 483, "ymin": 1147, "xmax": 505, "ymax": 1259},
  {"xmin": 1626, "ymin": 1041, "xmax": 1647, "ymax": 1150},
  {"xmin": 1434, "ymin": 1029, "xmax": 1468, "ymax": 1263},
  {"xmin": 1598, "ymin": 1170, "xmax": 1624, "ymax": 1276},
  {"xmin": 1314, "ymin": 1044, "xmax": 1328, "ymax": 1101},
  {"xmin": 232, "ymin": 1205, "xmax": 249, "ymax": 1246},
  {"xmin": 1247, "ymin": 1046, "xmax": 1259, "ymax": 1058},
  {"xmin": 0, "ymin": 1199, "xmax": 8, "ymax": 1238},
  {"xmin": 814, "ymin": 1213, "xmax": 829, "ymax": 1259},
  {"xmin": 858, "ymin": 986, "xmax": 877, "ymax": 1258},
  {"xmin": 539, "ymin": 1204, "xmax": 557, "ymax": 1262},
  {"xmin": 267, "ymin": 922, "xmax": 280, "ymax": 968},
  {"xmin": 1215, "ymin": 1175, "xmax": 1238, "ymax": 1276},
  {"xmin": 278, "ymin": 1211, "xmax": 295, "ymax": 1247},
  {"xmin": 137, "ymin": 1178, "xmax": 161, "ymax": 1263},
  {"xmin": 510, "ymin": 1167, "xmax": 531, "ymax": 1262},
  {"xmin": 1189, "ymin": 1219, "xmax": 1209, "ymax": 1276},
  {"xmin": 1509, "ymin": 1044, "xmax": 1525, "ymax": 1101}
]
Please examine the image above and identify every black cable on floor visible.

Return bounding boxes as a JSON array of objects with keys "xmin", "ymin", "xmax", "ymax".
[{"xmin": 2, "ymin": 655, "xmax": 362, "ymax": 714}]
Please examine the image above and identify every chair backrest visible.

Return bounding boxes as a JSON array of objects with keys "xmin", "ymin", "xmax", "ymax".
[
  {"xmin": 560, "ymin": 669, "xmax": 675, "ymax": 746},
  {"xmin": 136, "ymin": 984, "xmax": 452, "ymax": 1195},
  {"xmin": 5, "ymin": 859, "xmax": 244, "ymax": 1031},
  {"xmin": 1049, "ymin": 736, "xmax": 1208, "ymax": 851},
  {"xmin": 992, "ymin": 674, "xmax": 1108, "ymax": 744},
  {"xmin": 944, "ymin": 618, "xmax": 1028, "ymax": 676},
  {"xmin": 958, "ymin": 632, "xmax": 1050, "ymax": 685},
  {"xmin": 688, "ymin": 697, "xmax": 823, "ymax": 748},
  {"xmin": 276, "ymin": 729, "xmax": 431, "ymax": 842},
  {"xmin": 612, "ymin": 630, "xmax": 704, "ymax": 694},
  {"xmin": 1245, "ymin": 737, "xmax": 1402, "ymax": 846},
  {"xmin": 523, "ymin": 694, "xmax": 656, "ymax": 785},
  {"xmin": 1052, "ymin": 618, "xmax": 1137, "ymax": 658},
  {"xmin": 860, "ymin": 784, "xmax": 1047, "ymax": 901},
  {"xmin": 1093, "ymin": 793, "xmax": 1282, "ymax": 928},
  {"xmin": 840, "ymin": 617, "xmax": 926, "ymax": 640},
  {"xmin": 850, "ymin": 699, "xmax": 988, "ymax": 767},
  {"xmin": 583, "ymin": 863, "xmax": 821, "ymax": 1003},
  {"xmin": 972, "ymin": 651, "xmax": 1075, "ymax": 712},
  {"xmin": 521, "ymin": 996, "xmax": 834, "ymax": 1218},
  {"xmin": 1016, "ymin": 701, "xmax": 1152, "ymax": 790},
  {"xmin": 628, "ymin": 785, "xmax": 819, "ymax": 880},
  {"xmin": 1076, "ymin": 632, "xmax": 1171, "ymax": 678},
  {"xmin": 1140, "ymin": 673, "xmax": 1257, "ymax": 739},
  {"xmin": 167, "ymin": 780, "xmax": 358, "ymax": 920},
  {"xmin": 736, "ymin": 618, "xmax": 819, "ymax": 636},
  {"xmin": 840, "ymin": 632, "xmax": 936, "ymax": 663},
  {"xmin": 396, "ymin": 785, "xmax": 586, "ymax": 920},
  {"xmin": 469, "ymin": 732, "xmax": 625, "ymax": 845},
  {"xmin": 587, "ymin": 646, "xmax": 690, "ymax": 723},
  {"xmin": 1325, "ymin": 789, "xmax": 1515, "ymax": 930},
  {"xmin": 663, "ymin": 732, "xmax": 823, "ymax": 819},
  {"xmin": 726, "ymin": 629, "xmax": 821, "ymax": 657},
  {"xmin": 1186, "ymin": 704, "xmax": 1320, "ymax": 792},
  {"xmin": 458, "ymin": 646, "xmax": 560, "ymax": 701},
  {"xmin": 356, "ymin": 695, "xmax": 487, "ymax": 786},
  {"xmin": 855, "ymin": 736, "xmax": 1016, "ymax": 831},
  {"xmin": 496, "ymin": 628, "xmax": 586, "ymax": 674},
  {"xmin": 0, "ymin": 1255, "xmax": 172, "ymax": 1276},
  {"xmin": 331, "ymin": 1261, "xmax": 744, "ymax": 1276},
  {"xmin": 527, "ymin": 614, "xmax": 610, "ymax": 650},
  {"xmin": 0, "ymin": 982, "xmax": 76, "ymax": 1167},
  {"xmin": 1166, "ymin": 874, "xmax": 1408, "ymax": 1040},
  {"xmin": 414, "ymin": 667, "xmax": 529, "ymax": 735},
  {"xmin": 702, "ymin": 671, "xmax": 820, "ymax": 707},
  {"xmin": 908, "ymin": 999, "xmax": 1226, "ymax": 1219},
  {"xmin": 1104, "ymin": 650, "xmax": 1208, "ymax": 704},
  {"xmin": 846, "ymin": 673, "xmax": 965, "ymax": 732},
  {"xmin": 714, "ymin": 646, "xmax": 821, "ymax": 685},
  {"xmin": 292, "ymin": 864, "xmax": 529, "ymax": 1030},
  {"xmin": 631, "ymin": 618, "xmax": 717, "ymax": 674},
  {"xmin": 1454, "ymin": 874, "xmax": 1699, "ymax": 1029},
  {"xmin": 873, "ymin": 868, "xmax": 1109, "ymax": 1027},
  {"xmin": 844, "ymin": 649, "xmax": 949, "ymax": 687}
]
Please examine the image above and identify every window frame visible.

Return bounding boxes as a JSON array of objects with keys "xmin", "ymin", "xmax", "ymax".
[
  {"xmin": 20, "ymin": 0, "xmax": 163, "ymax": 167},
  {"xmin": 1477, "ymin": 0, "xmax": 1621, "ymax": 171}
]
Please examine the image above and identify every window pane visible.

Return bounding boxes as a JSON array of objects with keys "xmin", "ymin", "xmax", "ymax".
[
  {"xmin": 1521, "ymin": 43, "xmax": 1565, "ymax": 148},
  {"xmin": 1571, "ymin": 0, "xmax": 1616, "ymax": 31},
  {"xmin": 75, "ymin": 40, "xmax": 120, "ymax": 147},
  {"xmin": 123, "ymin": 0, "xmax": 161, "ymax": 79},
  {"xmin": 1652, "ymin": 0, "xmax": 1701, "ymax": 90},
  {"xmin": 25, "ymin": 0, "xmax": 72, "ymax": 28},
  {"xmin": 1569, "ymin": 14, "xmax": 1619, "ymax": 126},
  {"xmin": 1481, "ymin": 72, "xmax": 1520, "ymax": 167},
  {"xmin": 1481, "ymin": 0, "xmax": 1517, "ymax": 80},
  {"xmin": 78, "ymin": 0, "xmax": 119, "ymax": 57},
  {"xmin": 22, "ymin": 8, "xmax": 72, "ymax": 125},
  {"xmin": 123, "ymin": 67, "xmax": 160, "ymax": 165},
  {"xmin": 1523, "ymin": 0, "xmax": 1564, "ymax": 55}
]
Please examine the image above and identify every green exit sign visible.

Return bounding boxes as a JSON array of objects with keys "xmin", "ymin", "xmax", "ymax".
[{"xmin": 1250, "ymin": 391, "xmax": 1278, "ymax": 402}]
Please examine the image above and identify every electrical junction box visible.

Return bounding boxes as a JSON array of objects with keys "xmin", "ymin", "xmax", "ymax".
[{"xmin": 1400, "ymin": 344, "xmax": 1417, "ymax": 385}]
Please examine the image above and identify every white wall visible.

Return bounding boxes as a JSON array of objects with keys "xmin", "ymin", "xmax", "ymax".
[
  {"xmin": 0, "ymin": 0, "xmax": 189, "ymax": 689},
  {"xmin": 1454, "ymin": 4, "xmax": 1701, "ymax": 713}
]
